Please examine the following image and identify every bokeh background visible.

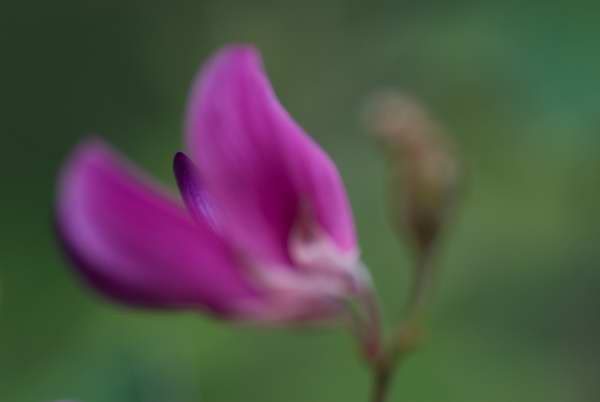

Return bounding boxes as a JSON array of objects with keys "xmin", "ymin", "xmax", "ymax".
[{"xmin": 2, "ymin": 1, "xmax": 599, "ymax": 401}]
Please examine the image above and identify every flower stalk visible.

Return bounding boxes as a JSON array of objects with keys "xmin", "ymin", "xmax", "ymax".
[
  {"xmin": 362, "ymin": 90, "xmax": 461, "ymax": 402},
  {"xmin": 368, "ymin": 249, "xmax": 436, "ymax": 402}
]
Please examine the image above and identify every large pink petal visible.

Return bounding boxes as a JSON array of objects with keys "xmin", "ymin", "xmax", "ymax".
[
  {"xmin": 55, "ymin": 139, "xmax": 257, "ymax": 314},
  {"xmin": 185, "ymin": 45, "xmax": 356, "ymax": 265}
]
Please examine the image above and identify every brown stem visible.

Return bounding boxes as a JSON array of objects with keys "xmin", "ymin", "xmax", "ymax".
[
  {"xmin": 406, "ymin": 251, "xmax": 435, "ymax": 320},
  {"xmin": 370, "ymin": 362, "xmax": 392, "ymax": 402},
  {"xmin": 368, "ymin": 250, "xmax": 436, "ymax": 402},
  {"xmin": 363, "ymin": 289, "xmax": 383, "ymax": 360}
]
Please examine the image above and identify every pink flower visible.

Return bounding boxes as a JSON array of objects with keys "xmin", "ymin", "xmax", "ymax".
[{"xmin": 56, "ymin": 45, "xmax": 372, "ymax": 323}]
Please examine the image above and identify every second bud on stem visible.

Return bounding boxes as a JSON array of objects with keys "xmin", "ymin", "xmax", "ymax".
[
  {"xmin": 362, "ymin": 91, "xmax": 462, "ymax": 402},
  {"xmin": 364, "ymin": 91, "xmax": 460, "ymax": 256}
]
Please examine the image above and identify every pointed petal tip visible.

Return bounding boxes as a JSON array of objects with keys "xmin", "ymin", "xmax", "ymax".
[
  {"xmin": 172, "ymin": 151, "xmax": 221, "ymax": 231},
  {"xmin": 172, "ymin": 151, "xmax": 194, "ymax": 192},
  {"xmin": 173, "ymin": 151, "xmax": 190, "ymax": 169},
  {"xmin": 56, "ymin": 138, "xmax": 127, "ymax": 210},
  {"xmin": 65, "ymin": 135, "xmax": 111, "ymax": 157},
  {"xmin": 57, "ymin": 137, "xmax": 116, "ymax": 185},
  {"xmin": 216, "ymin": 43, "xmax": 261, "ymax": 62}
]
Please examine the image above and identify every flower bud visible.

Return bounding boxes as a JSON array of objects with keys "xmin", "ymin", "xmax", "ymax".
[{"xmin": 364, "ymin": 91, "xmax": 460, "ymax": 255}]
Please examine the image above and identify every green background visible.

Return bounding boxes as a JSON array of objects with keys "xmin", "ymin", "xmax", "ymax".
[{"xmin": 2, "ymin": 1, "xmax": 599, "ymax": 401}]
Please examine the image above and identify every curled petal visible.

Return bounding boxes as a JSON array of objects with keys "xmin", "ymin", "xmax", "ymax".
[
  {"xmin": 173, "ymin": 151, "xmax": 220, "ymax": 231},
  {"xmin": 185, "ymin": 45, "xmax": 357, "ymax": 265},
  {"xmin": 55, "ymin": 139, "xmax": 257, "ymax": 314},
  {"xmin": 172, "ymin": 155, "xmax": 358, "ymax": 322}
]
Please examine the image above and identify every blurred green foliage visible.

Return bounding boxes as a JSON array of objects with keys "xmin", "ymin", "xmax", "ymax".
[{"xmin": 1, "ymin": 1, "xmax": 599, "ymax": 401}]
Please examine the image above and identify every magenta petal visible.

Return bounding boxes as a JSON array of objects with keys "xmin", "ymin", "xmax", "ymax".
[
  {"xmin": 55, "ymin": 139, "xmax": 257, "ymax": 314},
  {"xmin": 185, "ymin": 45, "xmax": 357, "ymax": 264}
]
